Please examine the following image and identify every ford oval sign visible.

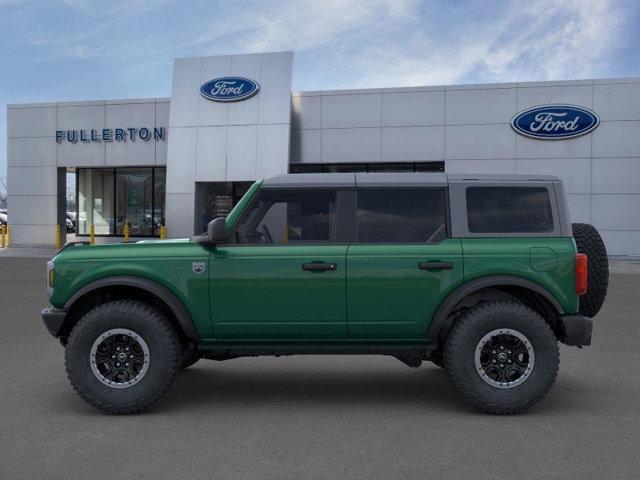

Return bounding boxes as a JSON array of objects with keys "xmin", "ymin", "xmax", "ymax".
[
  {"xmin": 511, "ymin": 104, "xmax": 599, "ymax": 140},
  {"xmin": 200, "ymin": 77, "xmax": 260, "ymax": 102}
]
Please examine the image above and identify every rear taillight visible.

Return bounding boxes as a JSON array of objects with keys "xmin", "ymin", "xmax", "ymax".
[{"xmin": 575, "ymin": 253, "xmax": 588, "ymax": 295}]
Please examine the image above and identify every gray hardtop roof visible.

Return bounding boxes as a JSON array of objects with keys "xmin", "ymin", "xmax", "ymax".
[{"xmin": 261, "ymin": 172, "xmax": 560, "ymax": 188}]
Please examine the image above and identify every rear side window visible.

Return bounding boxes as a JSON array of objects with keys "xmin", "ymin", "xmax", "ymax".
[
  {"xmin": 466, "ymin": 187, "xmax": 554, "ymax": 233},
  {"xmin": 356, "ymin": 189, "xmax": 447, "ymax": 243}
]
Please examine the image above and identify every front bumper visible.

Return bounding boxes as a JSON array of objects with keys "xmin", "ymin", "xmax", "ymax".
[
  {"xmin": 41, "ymin": 306, "xmax": 67, "ymax": 337},
  {"xmin": 560, "ymin": 314, "xmax": 593, "ymax": 346}
]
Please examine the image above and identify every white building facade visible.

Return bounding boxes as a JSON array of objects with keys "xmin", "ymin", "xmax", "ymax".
[{"xmin": 6, "ymin": 51, "xmax": 640, "ymax": 255}]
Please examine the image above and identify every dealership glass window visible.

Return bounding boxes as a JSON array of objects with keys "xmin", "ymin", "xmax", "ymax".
[
  {"xmin": 115, "ymin": 169, "xmax": 153, "ymax": 236},
  {"xmin": 289, "ymin": 163, "xmax": 322, "ymax": 174},
  {"xmin": 233, "ymin": 189, "xmax": 338, "ymax": 244},
  {"xmin": 77, "ymin": 169, "xmax": 115, "ymax": 235},
  {"xmin": 195, "ymin": 182, "xmax": 254, "ymax": 234},
  {"xmin": 466, "ymin": 187, "xmax": 554, "ymax": 233},
  {"xmin": 324, "ymin": 163, "xmax": 367, "ymax": 173},
  {"xmin": 154, "ymin": 169, "xmax": 166, "ymax": 232},
  {"xmin": 356, "ymin": 189, "xmax": 446, "ymax": 243},
  {"xmin": 367, "ymin": 163, "xmax": 413, "ymax": 173},
  {"xmin": 77, "ymin": 167, "xmax": 165, "ymax": 237},
  {"xmin": 290, "ymin": 162, "xmax": 444, "ymax": 174}
]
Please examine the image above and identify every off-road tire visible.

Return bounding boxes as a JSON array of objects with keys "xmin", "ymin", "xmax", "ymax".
[
  {"xmin": 180, "ymin": 346, "xmax": 201, "ymax": 370},
  {"xmin": 572, "ymin": 223, "xmax": 609, "ymax": 317},
  {"xmin": 65, "ymin": 300, "xmax": 181, "ymax": 414},
  {"xmin": 444, "ymin": 301, "xmax": 560, "ymax": 414},
  {"xmin": 430, "ymin": 352, "xmax": 444, "ymax": 368}
]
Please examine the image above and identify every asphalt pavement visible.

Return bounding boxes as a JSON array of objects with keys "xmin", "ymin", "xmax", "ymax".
[{"xmin": 1, "ymin": 257, "xmax": 639, "ymax": 479}]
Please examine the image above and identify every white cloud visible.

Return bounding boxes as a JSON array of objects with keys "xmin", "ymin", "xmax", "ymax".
[
  {"xmin": 15, "ymin": 0, "xmax": 633, "ymax": 88},
  {"xmin": 329, "ymin": 0, "xmax": 627, "ymax": 88}
]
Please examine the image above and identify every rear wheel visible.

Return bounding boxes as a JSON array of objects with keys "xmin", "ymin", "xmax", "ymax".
[
  {"xmin": 572, "ymin": 223, "xmax": 609, "ymax": 317},
  {"xmin": 65, "ymin": 300, "xmax": 181, "ymax": 414},
  {"xmin": 430, "ymin": 352, "xmax": 444, "ymax": 368},
  {"xmin": 444, "ymin": 301, "xmax": 559, "ymax": 414}
]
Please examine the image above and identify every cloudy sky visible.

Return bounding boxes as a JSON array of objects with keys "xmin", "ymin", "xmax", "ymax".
[{"xmin": 1, "ymin": 0, "xmax": 639, "ymax": 188}]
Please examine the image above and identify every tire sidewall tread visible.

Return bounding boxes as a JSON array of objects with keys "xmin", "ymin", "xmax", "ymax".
[
  {"xmin": 444, "ymin": 301, "xmax": 560, "ymax": 415},
  {"xmin": 65, "ymin": 300, "xmax": 181, "ymax": 414}
]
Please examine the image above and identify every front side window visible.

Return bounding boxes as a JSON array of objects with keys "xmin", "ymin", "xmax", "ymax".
[
  {"xmin": 233, "ymin": 189, "xmax": 338, "ymax": 245},
  {"xmin": 356, "ymin": 188, "xmax": 447, "ymax": 243},
  {"xmin": 466, "ymin": 187, "xmax": 554, "ymax": 233}
]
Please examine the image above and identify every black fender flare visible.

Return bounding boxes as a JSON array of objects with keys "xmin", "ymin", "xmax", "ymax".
[
  {"xmin": 63, "ymin": 276, "xmax": 199, "ymax": 341},
  {"xmin": 426, "ymin": 275, "xmax": 564, "ymax": 342}
]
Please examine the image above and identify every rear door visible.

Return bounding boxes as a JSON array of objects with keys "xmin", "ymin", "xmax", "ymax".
[{"xmin": 346, "ymin": 187, "xmax": 463, "ymax": 340}]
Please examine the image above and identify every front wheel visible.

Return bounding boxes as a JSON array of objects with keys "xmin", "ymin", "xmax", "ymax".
[
  {"xmin": 180, "ymin": 346, "xmax": 201, "ymax": 370},
  {"xmin": 444, "ymin": 301, "xmax": 559, "ymax": 414},
  {"xmin": 65, "ymin": 300, "xmax": 181, "ymax": 414}
]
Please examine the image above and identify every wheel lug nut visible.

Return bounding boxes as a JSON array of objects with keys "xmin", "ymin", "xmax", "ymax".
[
  {"xmin": 125, "ymin": 363, "xmax": 129, "ymax": 366},
  {"xmin": 492, "ymin": 350, "xmax": 496, "ymax": 354},
  {"xmin": 112, "ymin": 355, "xmax": 115, "ymax": 359},
  {"xmin": 116, "ymin": 363, "xmax": 120, "ymax": 366},
  {"xmin": 130, "ymin": 355, "xmax": 134, "ymax": 358},
  {"xmin": 117, "ymin": 347, "xmax": 120, "ymax": 351},
  {"xmin": 508, "ymin": 360, "xmax": 512, "ymax": 363},
  {"xmin": 500, "ymin": 364, "xmax": 504, "ymax": 368},
  {"xmin": 492, "ymin": 360, "xmax": 496, "ymax": 363},
  {"xmin": 507, "ymin": 350, "xmax": 511, "ymax": 354},
  {"xmin": 500, "ymin": 346, "xmax": 504, "ymax": 350}
]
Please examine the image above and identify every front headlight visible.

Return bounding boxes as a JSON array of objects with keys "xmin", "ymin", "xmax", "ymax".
[{"xmin": 46, "ymin": 260, "xmax": 55, "ymax": 297}]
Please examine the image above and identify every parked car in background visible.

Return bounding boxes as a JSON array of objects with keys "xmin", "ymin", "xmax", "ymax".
[
  {"xmin": 66, "ymin": 212, "xmax": 76, "ymax": 232},
  {"xmin": 0, "ymin": 211, "xmax": 7, "ymax": 226}
]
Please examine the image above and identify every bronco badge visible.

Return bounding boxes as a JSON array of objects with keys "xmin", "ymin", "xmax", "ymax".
[{"xmin": 192, "ymin": 262, "xmax": 206, "ymax": 274}]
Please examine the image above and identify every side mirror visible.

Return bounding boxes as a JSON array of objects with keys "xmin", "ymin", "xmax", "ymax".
[{"xmin": 207, "ymin": 217, "xmax": 228, "ymax": 244}]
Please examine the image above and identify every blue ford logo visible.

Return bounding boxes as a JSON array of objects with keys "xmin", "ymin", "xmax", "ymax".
[
  {"xmin": 511, "ymin": 105, "xmax": 599, "ymax": 140},
  {"xmin": 200, "ymin": 77, "xmax": 260, "ymax": 102}
]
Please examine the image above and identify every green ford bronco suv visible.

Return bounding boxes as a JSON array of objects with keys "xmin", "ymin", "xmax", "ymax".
[{"xmin": 42, "ymin": 173, "xmax": 609, "ymax": 414}]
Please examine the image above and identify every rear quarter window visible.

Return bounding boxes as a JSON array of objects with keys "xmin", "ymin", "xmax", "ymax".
[{"xmin": 466, "ymin": 186, "xmax": 554, "ymax": 233}]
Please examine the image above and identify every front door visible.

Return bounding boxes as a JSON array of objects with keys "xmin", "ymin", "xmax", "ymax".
[
  {"xmin": 347, "ymin": 188, "xmax": 463, "ymax": 340},
  {"xmin": 211, "ymin": 188, "xmax": 349, "ymax": 340}
]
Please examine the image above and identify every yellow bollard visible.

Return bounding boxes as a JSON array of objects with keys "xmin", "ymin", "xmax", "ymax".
[
  {"xmin": 90, "ymin": 224, "xmax": 95, "ymax": 245},
  {"xmin": 6, "ymin": 225, "xmax": 10, "ymax": 246},
  {"xmin": 123, "ymin": 223, "xmax": 129, "ymax": 243},
  {"xmin": 1, "ymin": 224, "xmax": 6, "ymax": 248},
  {"xmin": 55, "ymin": 225, "xmax": 62, "ymax": 250},
  {"xmin": 160, "ymin": 225, "xmax": 166, "ymax": 240}
]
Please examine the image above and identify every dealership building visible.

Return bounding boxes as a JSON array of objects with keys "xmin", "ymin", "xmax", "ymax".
[{"xmin": 6, "ymin": 51, "xmax": 640, "ymax": 255}]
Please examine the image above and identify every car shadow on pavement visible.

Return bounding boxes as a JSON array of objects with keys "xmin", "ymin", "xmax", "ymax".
[
  {"xmin": 157, "ymin": 363, "xmax": 471, "ymax": 413},
  {"xmin": 156, "ymin": 362, "xmax": 593, "ymax": 416},
  {"xmin": 50, "ymin": 361, "xmax": 589, "ymax": 416}
]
